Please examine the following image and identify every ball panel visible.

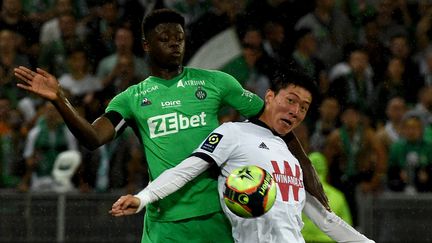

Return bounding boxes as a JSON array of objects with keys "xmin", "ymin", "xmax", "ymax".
[
  {"xmin": 224, "ymin": 197, "xmax": 253, "ymax": 218},
  {"xmin": 226, "ymin": 166, "xmax": 265, "ymax": 192},
  {"xmin": 224, "ymin": 165, "xmax": 277, "ymax": 218}
]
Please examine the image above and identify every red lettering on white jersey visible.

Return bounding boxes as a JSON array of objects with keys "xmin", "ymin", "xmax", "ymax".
[{"xmin": 271, "ymin": 160, "xmax": 304, "ymax": 202}]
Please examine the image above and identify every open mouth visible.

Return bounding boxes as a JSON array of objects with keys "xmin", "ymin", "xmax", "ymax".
[{"xmin": 281, "ymin": 118, "xmax": 292, "ymax": 126}]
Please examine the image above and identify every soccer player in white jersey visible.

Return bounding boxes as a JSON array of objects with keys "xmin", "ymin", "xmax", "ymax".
[{"xmin": 110, "ymin": 69, "xmax": 374, "ymax": 243}]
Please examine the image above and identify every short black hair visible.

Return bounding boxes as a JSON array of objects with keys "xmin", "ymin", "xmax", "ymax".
[
  {"xmin": 141, "ymin": 8, "xmax": 185, "ymax": 40},
  {"xmin": 270, "ymin": 68, "xmax": 319, "ymax": 105}
]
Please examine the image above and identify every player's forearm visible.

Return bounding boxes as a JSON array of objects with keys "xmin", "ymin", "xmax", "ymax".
[
  {"xmin": 134, "ymin": 156, "xmax": 211, "ymax": 213},
  {"xmin": 51, "ymin": 90, "xmax": 109, "ymax": 150},
  {"xmin": 303, "ymin": 193, "xmax": 375, "ymax": 243}
]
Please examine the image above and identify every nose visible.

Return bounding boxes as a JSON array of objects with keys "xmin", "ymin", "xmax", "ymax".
[
  {"xmin": 169, "ymin": 37, "xmax": 181, "ymax": 48},
  {"xmin": 288, "ymin": 103, "xmax": 300, "ymax": 116}
]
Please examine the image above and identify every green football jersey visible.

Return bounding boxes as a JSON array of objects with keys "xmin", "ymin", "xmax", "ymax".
[{"xmin": 106, "ymin": 67, "xmax": 264, "ymax": 221}]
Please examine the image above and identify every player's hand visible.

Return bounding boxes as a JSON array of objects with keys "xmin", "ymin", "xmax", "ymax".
[
  {"xmin": 14, "ymin": 66, "xmax": 60, "ymax": 101},
  {"xmin": 109, "ymin": 194, "xmax": 141, "ymax": 217}
]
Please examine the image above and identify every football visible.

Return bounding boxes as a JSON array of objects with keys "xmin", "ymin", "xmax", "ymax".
[{"xmin": 223, "ymin": 165, "xmax": 277, "ymax": 218}]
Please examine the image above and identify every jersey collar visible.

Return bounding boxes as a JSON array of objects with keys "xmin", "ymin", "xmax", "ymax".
[{"xmin": 249, "ymin": 117, "xmax": 281, "ymax": 137}]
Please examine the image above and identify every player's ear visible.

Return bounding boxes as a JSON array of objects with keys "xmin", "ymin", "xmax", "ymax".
[{"xmin": 264, "ymin": 89, "xmax": 274, "ymax": 105}]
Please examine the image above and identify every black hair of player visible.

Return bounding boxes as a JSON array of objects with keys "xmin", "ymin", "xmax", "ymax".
[
  {"xmin": 141, "ymin": 8, "xmax": 185, "ymax": 41},
  {"xmin": 270, "ymin": 68, "xmax": 320, "ymax": 107}
]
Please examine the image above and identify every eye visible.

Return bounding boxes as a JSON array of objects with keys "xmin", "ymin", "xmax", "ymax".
[
  {"xmin": 300, "ymin": 105, "xmax": 309, "ymax": 113},
  {"xmin": 287, "ymin": 98, "xmax": 295, "ymax": 104},
  {"xmin": 159, "ymin": 34, "xmax": 169, "ymax": 42},
  {"xmin": 176, "ymin": 35, "xmax": 184, "ymax": 41}
]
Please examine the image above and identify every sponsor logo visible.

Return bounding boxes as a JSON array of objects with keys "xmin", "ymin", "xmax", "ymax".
[
  {"xmin": 195, "ymin": 86, "xmax": 207, "ymax": 100},
  {"xmin": 161, "ymin": 100, "xmax": 181, "ymax": 108},
  {"xmin": 271, "ymin": 160, "xmax": 303, "ymax": 202},
  {"xmin": 241, "ymin": 90, "xmax": 254, "ymax": 100},
  {"xmin": 258, "ymin": 142, "xmax": 269, "ymax": 150},
  {"xmin": 141, "ymin": 98, "xmax": 152, "ymax": 106},
  {"xmin": 201, "ymin": 133, "xmax": 223, "ymax": 152},
  {"xmin": 134, "ymin": 85, "xmax": 159, "ymax": 97},
  {"xmin": 177, "ymin": 79, "xmax": 206, "ymax": 88},
  {"xmin": 148, "ymin": 112, "xmax": 207, "ymax": 138}
]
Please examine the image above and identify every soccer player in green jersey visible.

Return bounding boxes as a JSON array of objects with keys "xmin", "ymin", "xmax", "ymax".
[{"xmin": 15, "ymin": 8, "xmax": 328, "ymax": 243}]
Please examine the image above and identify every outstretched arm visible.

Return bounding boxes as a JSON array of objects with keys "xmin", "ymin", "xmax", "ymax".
[
  {"xmin": 110, "ymin": 156, "xmax": 211, "ymax": 216},
  {"xmin": 303, "ymin": 192, "xmax": 375, "ymax": 243},
  {"xmin": 283, "ymin": 132, "xmax": 330, "ymax": 211},
  {"xmin": 14, "ymin": 66, "xmax": 115, "ymax": 150}
]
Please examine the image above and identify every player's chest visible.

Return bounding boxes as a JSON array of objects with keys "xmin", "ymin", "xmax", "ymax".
[
  {"xmin": 131, "ymin": 82, "xmax": 219, "ymax": 118},
  {"xmin": 232, "ymin": 137, "xmax": 302, "ymax": 178}
]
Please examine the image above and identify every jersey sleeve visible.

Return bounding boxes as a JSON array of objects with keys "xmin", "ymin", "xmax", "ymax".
[
  {"xmin": 303, "ymin": 192, "xmax": 375, "ymax": 243},
  {"xmin": 216, "ymin": 71, "xmax": 264, "ymax": 118},
  {"xmin": 105, "ymin": 90, "xmax": 132, "ymax": 120},
  {"xmin": 193, "ymin": 122, "xmax": 238, "ymax": 167}
]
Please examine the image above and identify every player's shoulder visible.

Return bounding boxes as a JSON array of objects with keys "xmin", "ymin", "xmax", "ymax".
[
  {"xmin": 218, "ymin": 121, "xmax": 253, "ymax": 133},
  {"xmin": 184, "ymin": 67, "xmax": 234, "ymax": 79}
]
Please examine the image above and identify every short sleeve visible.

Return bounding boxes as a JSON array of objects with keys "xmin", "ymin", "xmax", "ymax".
[{"xmin": 105, "ymin": 91, "xmax": 132, "ymax": 120}]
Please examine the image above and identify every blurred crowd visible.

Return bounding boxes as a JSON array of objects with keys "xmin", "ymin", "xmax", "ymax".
[{"xmin": 1, "ymin": 0, "xmax": 432, "ymax": 228}]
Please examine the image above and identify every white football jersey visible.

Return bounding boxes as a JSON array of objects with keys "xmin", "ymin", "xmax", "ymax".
[{"xmin": 194, "ymin": 121, "xmax": 306, "ymax": 243}]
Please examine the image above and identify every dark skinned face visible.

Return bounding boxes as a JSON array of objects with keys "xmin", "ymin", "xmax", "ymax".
[{"xmin": 143, "ymin": 23, "xmax": 185, "ymax": 70}]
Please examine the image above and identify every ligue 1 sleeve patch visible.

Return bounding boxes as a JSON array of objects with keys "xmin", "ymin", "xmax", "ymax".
[{"xmin": 201, "ymin": 133, "xmax": 223, "ymax": 153}]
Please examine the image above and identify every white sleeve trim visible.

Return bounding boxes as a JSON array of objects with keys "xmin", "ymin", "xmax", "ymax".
[
  {"xmin": 134, "ymin": 156, "xmax": 211, "ymax": 213},
  {"xmin": 303, "ymin": 192, "xmax": 375, "ymax": 243}
]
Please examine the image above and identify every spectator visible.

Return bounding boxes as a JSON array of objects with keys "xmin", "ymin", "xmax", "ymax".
[
  {"xmin": 309, "ymin": 97, "xmax": 340, "ymax": 153},
  {"xmin": 376, "ymin": 97, "xmax": 408, "ymax": 156},
  {"xmin": 373, "ymin": 0, "xmax": 409, "ymax": 46},
  {"xmin": 385, "ymin": 34, "xmax": 422, "ymax": 104},
  {"xmin": 416, "ymin": 48, "xmax": 432, "ymax": 87},
  {"xmin": 387, "ymin": 111, "xmax": 432, "ymax": 193},
  {"xmin": 0, "ymin": 0, "xmax": 39, "ymax": 58},
  {"xmin": 329, "ymin": 45, "xmax": 374, "ymax": 116},
  {"xmin": 0, "ymin": 96, "xmax": 26, "ymax": 189},
  {"xmin": 302, "ymin": 152, "xmax": 353, "ymax": 243},
  {"xmin": 105, "ymin": 54, "xmax": 141, "ymax": 93},
  {"xmin": 262, "ymin": 20, "xmax": 285, "ymax": 61},
  {"xmin": 19, "ymin": 102, "xmax": 78, "ymax": 192},
  {"xmin": 85, "ymin": 0, "xmax": 122, "ymax": 63},
  {"xmin": 82, "ymin": 127, "xmax": 146, "ymax": 193},
  {"xmin": 372, "ymin": 57, "xmax": 409, "ymax": 123},
  {"xmin": 410, "ymin": 86, "xmax": 432, "ymax": 125},
  {"xmin": 289, "ymin": 27, "xmax": 328, "ymax": 96},
  {"xmin": 415, "ymin": 2, "xmax": 432, "ymax": 67},
  {"xmin": 0, "ymin": 29, "xmax": 30, "ymax": 107},
  {"xmin": 295, "ymin": 0, "xmax": 354, "ymax": 69},
  {"xmin": 358, "ymin": 17, "xmax": 387, "ymax": 80},
  {"xmin": 324, "ymin": 103, "xmax": 386, "ymax": 226},
  {"xmin": 58, "ymin": 46, "xmax": 102, "ymax": 98},
  {"xmin": 244, "ymin": 0, "xmax": 314, "ymax": 52},
  {"xmin": 344, "ymin": 0, "xmax": 376, "ymax": 38},
  {"xmin": 220, "ymin": 27, "xmax": 271, "ymax": 99},
  {"xmin": 38, "ymin": 12, "xmax": 85, "ymax": 77},
  {"xmin": 96, "ymin": 26, "xmax": 149, "ymax": 88},
  {"xmin": 39, "ymin": 0, "xmax": 88, "ymax": 45}
]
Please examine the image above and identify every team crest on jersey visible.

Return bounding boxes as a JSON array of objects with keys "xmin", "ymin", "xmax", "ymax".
[
  {"xmin": 195, "ymin": 86, "xmax": 207, "ymax": 100},
  {"xmin": 141, "ymin": 98, "xmax": 152, "ymax": 106},
  {"xmin": 201, "ymin": 133, "xmax": 223, "ymax": 152}
]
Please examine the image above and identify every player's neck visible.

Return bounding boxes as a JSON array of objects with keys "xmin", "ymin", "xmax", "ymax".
[{"xmin": 150, "ymin": 65, "xmax": 183, "ymax": 80}]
